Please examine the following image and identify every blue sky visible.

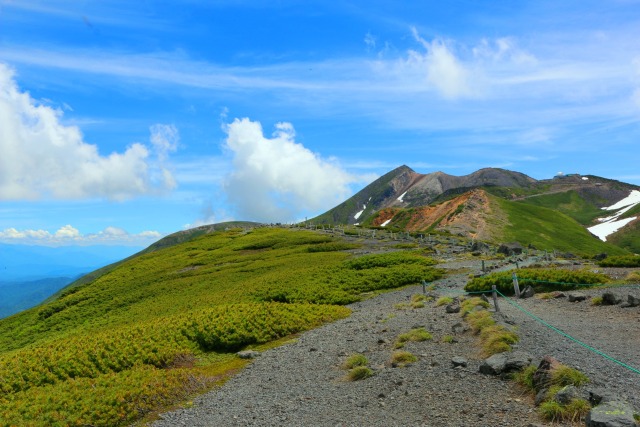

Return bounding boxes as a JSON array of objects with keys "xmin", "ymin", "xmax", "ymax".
[{"xmin": 1, "ymin": 0, "xmax": 639, "ymax": 247}]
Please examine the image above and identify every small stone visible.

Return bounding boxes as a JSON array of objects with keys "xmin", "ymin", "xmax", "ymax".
[
  {"xmin": 586, "ymin": 400, "xmax": 636, "ymax": 427},
  {"xmin": 602, "ymin": 291, "xmax": 622, "ymax": 305},
  {"xmin": 451, "ymin": 356, "xmax": 468, "ymax": 367},
  {"xmin": 568, "ymin": 292, "xmax": 587, "ymax": 302}
]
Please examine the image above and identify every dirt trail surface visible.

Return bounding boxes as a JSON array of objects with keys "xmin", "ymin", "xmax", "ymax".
[{"xmin": 153, "ymin": 260, "xmax": 640, "ymax": 427}]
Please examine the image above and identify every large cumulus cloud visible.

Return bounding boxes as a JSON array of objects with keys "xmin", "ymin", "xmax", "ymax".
[
  {"xmin": 224, "ymin": 118, "xmax": 360, "ymax": 222},
  {"xmin": 0, "ymin": 64, "xmax": 177, "ymax": 201}
]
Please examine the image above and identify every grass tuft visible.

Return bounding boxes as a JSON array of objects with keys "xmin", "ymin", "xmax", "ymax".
[
  {"xmin": 394, "ymin": 328, "xmax": 433, "ymax": 349},
  {"xmin": 551, "ymin": 365, "xmax": 589, "ymax": 387},
  {"xmin": 512, "ymin": 365, "xmax": 536, "ymax": 391},
  {"xmin": 342, "ymin": 353, "xmax": 368, "ymax": 370},
  {"xmin": 591, "ymin": 296, "xmax": 603, "ymax": 306},
  {"xmin": 441, "ymin": 335, "xmax": 455, "ymax": 343},
  {"xmin": 390, "ymin": 350, "xmax": 417, "ymax": 367},
  {"xmin": 436, "ymin": 296, "xmax": 454, "ymax": 306},
  {"xmin": 347, "ymin": 366, "xmax": 374, "ymax": 381}
]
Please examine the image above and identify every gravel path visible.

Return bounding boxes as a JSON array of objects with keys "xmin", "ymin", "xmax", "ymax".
[
  {"xmin": 154, "ymin": 273, "xmax": 541, "ymax": 427},
  {"xmin": 497, "ymin": 285, "xmax": 640, "ymax": 410},
  {"xmin": 153, "ymin": 260, "xmax": 640, "ymax": 426}
]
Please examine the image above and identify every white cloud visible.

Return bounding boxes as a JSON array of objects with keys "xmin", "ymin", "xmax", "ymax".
[
  {"xmin": 0, "ymin": 225, "xmax": 162, "ymax": 246},
  {"xmin": 409, "ymin": 28, "xmax": 473, "ymax": 99},
  {"xmin": 223, "ymin": 118, "xmax": 362, "ymax": 222},
  {"xmin": 0, "ymin": 64, "xmax": 177, "ymax": 201},
  {"xmin": 54, "ymin": 224, "xmax": 80, "ymax": 238}
]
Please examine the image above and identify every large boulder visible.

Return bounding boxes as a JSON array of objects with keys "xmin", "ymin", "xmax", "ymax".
[
  {"xmin": 602, "ymin": 292, "xmax": 622, "ymax": 306},
  {"xmin": 586, "ymin": 400, "xmax": 636, "ymax": 427}
]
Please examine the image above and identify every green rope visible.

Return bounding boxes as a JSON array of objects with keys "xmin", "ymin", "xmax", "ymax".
[{"xmin": 495, "ymin": 289, "xmax": 640, "ymax": 376}]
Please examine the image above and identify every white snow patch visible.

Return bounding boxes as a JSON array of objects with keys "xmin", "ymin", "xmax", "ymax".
[
  {"xmin": 588, "ymin": 217, "xmax": 637, "ymax": 241},
  {"xmin": 381, "ymin": 219, "xmax": 392, "ymax": 227},
  {"xmin": 603, "ymin": 190, "xmax": 640, "ymax": 211},
  {"xmin": 354, "ymin": 223, "xmax": 359, "ymax": 226},
  {"xmin": 588, "ymin": 190, "xmax": 640, "ymax": 241},
  {"xmin": 582, "ymin": 177, "xmax": 589, "ymax": 181},
  {"xmin": 353, "ymin": 209, "xmax": 364, "ymax": 220},
  {"xmin": 397, "ymin": 191, "xmax": 407, "ymax": 202},
  {"xmin": 368, "ymin": 196, "xmax": 371, "ymax": 201}
]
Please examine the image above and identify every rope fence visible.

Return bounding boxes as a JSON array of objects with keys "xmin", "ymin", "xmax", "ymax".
[{"xmin": 426, "ymin": 280, "xmax": 640, "ymax": 376}]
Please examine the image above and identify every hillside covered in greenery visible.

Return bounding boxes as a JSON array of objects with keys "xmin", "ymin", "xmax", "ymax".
[{"xmin": 0, "ymin": 227, "xmax": 442, "ymax": 426}]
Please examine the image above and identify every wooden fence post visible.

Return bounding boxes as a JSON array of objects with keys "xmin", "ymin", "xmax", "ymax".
[
  {"xmin": 492, "ymin": 285, "xmax": 500, "ymax": 312},
  {"xmin": 512, "ymin": 272, "xmax": 521, "ymax": 298}
]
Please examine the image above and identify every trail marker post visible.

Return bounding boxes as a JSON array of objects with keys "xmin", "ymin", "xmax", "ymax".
[{"xmin": 512, "ymin": 272, "xmax": 521, "ymax": 298}]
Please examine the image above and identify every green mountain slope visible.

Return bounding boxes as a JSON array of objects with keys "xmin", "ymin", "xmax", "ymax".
[
  {"xmin": 515, "ymin": 190, "xmax": 605, "ymax": 225},
  {"xmin": 492, "ymin": 195, "xmax": 627, "ymax": 255},
  {"xmin": 0, "ymin": 227, "xmax": 442, "ymax": 426}
]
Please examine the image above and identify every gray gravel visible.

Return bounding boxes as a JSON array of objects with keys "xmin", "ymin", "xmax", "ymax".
[
  {"xmin": 497, "ymin": 285, "xmax": 640, "ymax": 410},
  {"xmin": 153, "ymin": 260, "xmax": 640, "ymax": 426},
  {"xmin": 153, "ymin": 273, "xmax": 541, "ymax": 427}
]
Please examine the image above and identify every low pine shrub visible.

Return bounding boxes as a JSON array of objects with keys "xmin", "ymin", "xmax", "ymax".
[
  {"xmin": 465, "ymin": 268, "xmax": 608, "ymax": 295},
  {"xmin": 597, "ymin": 255, "xmax": 640, "ymax": 268}
]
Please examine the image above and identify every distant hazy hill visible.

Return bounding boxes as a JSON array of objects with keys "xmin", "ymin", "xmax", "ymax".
[
  {"xmin": 0, "ymin": 244, "xmax": 143, "ymax": 319},
  {"xmin": 313, "ymin": 166, "xmax": 639, "ymax": 255},
  {"xmin": 0, "ymin": 277, "xmax": 75, "ymax": 318}
]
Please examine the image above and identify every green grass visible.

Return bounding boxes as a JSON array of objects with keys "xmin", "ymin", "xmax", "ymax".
[
  {"xmin": 494, "ymin": 195, "xmax": 628, "ymax": 255},
  {"xmin": 518, "ymin": 190, "xmax": 605, "ymax": 225},
  {"xmin": 607, "ymin": 220, "xmax": 640, "ymax": 254},
  {"xmin": 0, "ymin": 227, "xmax": 443, "ymax": 426}
]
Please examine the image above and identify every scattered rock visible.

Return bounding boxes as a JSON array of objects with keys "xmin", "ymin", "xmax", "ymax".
[
  {"xmin": 621, "ymin": 294, "xmax": 640, "ymax": 308},
  {"xmin": 520, "ymin": 285, "xmax": 535, "ymax": 299},
  {"xmin": 553, "ymin": 291, "xmax": 566, "ymax": 298},
  {"xmin": 498, "ymin": 242, "xmax": 524, "ymax": 256},
  {"xmin": 593, "ymin": 253, "xmax": 608, "ymax": 261},
  {"xmin": 504, "ymin": 351, "xmax": 533, "ymax": 372},
  {"xmin": 451, "ymin": 356, "xmax": 468, "ymax": 368},
  {"xmin": 532, "ymin": 356, "xmax": 561, "ymax": 391},
  {"xmin": 586, "ymin": 400, "xmax": 636, "ymax": 427},
  {"xmin": 445, "ymin": 302, "xmax": 460, "ymax": 313},
  {"xmin": 568, "ymin": 292, "xmax": 587, "ymax": 302},
  {"xmin": 554, "ymin": 385, "xmax": 578, "ymax": 405},
  {"xmin": 602, "ymin": 292, "xmax": 622, "ymax": 306},
  {"xmin": 451, "ymin": 322, "xmax": 469, "ymax": 334},
  {"xmin": 479, "ymin": 353, "xmax": 509, "ymax": 375},
  {"xmin": 479, "ymin": 351, "xmax": 532, "ymax": 376},
  {"xmin": 588, "ymin": 388, "xmax": 619, "ymax": 406},
  {"xmin": 237, "ymin": 350, "xmax": 261, "ymax": 359}
]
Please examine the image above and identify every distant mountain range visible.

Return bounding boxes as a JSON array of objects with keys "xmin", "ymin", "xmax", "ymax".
[
  {"xmin": 0, "ymin": 244, "xmax": 142, "ymax": 318},
  {"xmin": 312, "ymin": 166, "xmax": 640, "ymax": 254}
]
